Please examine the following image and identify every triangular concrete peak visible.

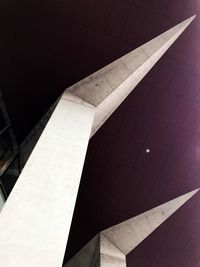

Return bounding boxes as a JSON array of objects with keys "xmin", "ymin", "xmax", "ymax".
[
  {"xmin": 64, "ymin": 15, "xmax": 196, "ymax": 136},
  {"xmin": 64, "ymin": 189, "xmax": 199, "ymax": 267},
  {"xmin": 102, "ymin": 188, "xmax": 199, "ymax": 256}
]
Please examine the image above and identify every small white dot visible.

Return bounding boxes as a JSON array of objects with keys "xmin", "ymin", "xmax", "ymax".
[{"xmin": 146, "ymin": 149, "xmax": 150, "ymax": 153}]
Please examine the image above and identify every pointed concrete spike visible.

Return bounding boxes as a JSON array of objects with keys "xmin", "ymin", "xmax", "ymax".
[
  {"xmin": 102, "ymin": 188, "xmax": 199, "ymax": 255},
  {"xmin": 68, "ymin": 15, "xmax": 195, "ymax": 106},
  {"xmin": 90, "ymin": 15, "xmax": 195, "ymax": 136},
  {"xmin": 65, "ymin": 189, "xmax": 199, "ymax": 267},
  {"xmin": 65, "ymin": 15, "xmax": 195, "ymax": 136}
]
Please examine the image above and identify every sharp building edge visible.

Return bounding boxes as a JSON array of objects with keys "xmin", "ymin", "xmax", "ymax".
[
  {"xmin": 65, "ymin": 15, "xmax": 195, "ymax": 136},
  {"xmin": 102, "ymin": 188, "xmax": 199, "ymax": 255},
  {"xmin": 64, "ymin": 189, "xmax": 199, "ymax": 267}
]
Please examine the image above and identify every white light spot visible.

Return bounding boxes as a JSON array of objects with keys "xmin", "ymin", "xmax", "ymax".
[{"xmin": 146, "ymin": 149, "xmax": 150, "ymax": 153}]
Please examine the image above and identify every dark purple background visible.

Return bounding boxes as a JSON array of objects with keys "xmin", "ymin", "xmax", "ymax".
[{"xmin": 1, "ymin": 0, "xmax": 200, "ymax": 266}]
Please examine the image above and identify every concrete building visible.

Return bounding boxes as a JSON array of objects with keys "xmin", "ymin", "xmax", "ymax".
[{"xmin": 0, "ymin": 1, "xmax": 200, "ymax": 266}]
